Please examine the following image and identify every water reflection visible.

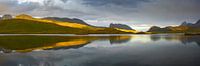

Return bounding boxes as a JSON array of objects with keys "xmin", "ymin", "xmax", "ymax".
[
  {"xmin": 179, "ymin": 36, "xmax": 200, "ymax": 46},
  {"xmin": 109, "ymin": 36, "xmax": 131, "ymax": 44},
  {"xmin": 150, "ymin": 34, "xmax": 200, "ymax": 47},
  {"xmin": 0, "ymin": 34, "xmax": 200, "ymax": 66},
  {"xmin": 0, "ymin": 35, "xmax": 132, "ymax": 52}
]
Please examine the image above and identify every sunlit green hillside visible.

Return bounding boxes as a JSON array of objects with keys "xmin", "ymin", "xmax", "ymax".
[{"xmin": 0, "ymin": 19, "xmax": 135, "ymax": 34}]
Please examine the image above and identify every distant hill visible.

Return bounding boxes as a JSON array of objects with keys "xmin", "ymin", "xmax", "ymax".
[
  {"xmin": 0, "ymin": 14, "xmax": 136, "ymax": 34},
  {"xmin": 148, "ymin": 26, "xmax": 189, "ymax": 33},
  {"xmin": 148, "ymin": 19, "xmax": 200, "ymax": 33},
  {"xmin": 15, "ymin": 14, "xmax": 33, "ymax": 19},
  {"xmin": 109, "ymin": 23, "xmax": 135, "ymax": 30},
  {"xmin": 43, "ymin": 17, "xmax": 91, "ymax": 26}
]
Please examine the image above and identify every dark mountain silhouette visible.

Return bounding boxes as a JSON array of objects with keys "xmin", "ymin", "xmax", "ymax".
[
  {"xmin": 148, "ymin": 26, "xmax": 165, "ymax": 32},
  {"xmin": 180, "ymin": 20, "xmax": 200, "ymax": 27},
  {"xmin": 109, "ymin": 23, "xmax": 135, "ymax": 30},
  {"xmin": 193, "ymin": 19, "xmax": 200, "ymax": 27},
  {"xmin": 43, "ymin": 17, "xmax": 91, "ymax": 26},
  {"xmin": 180, "ymin": 21, "xmax": 193, "ymax": 26},
  {"xmin": 147, "ymin": 26, "xmax": 180, "ymax": 33}
]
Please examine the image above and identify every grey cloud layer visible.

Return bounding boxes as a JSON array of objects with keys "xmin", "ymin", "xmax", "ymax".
[
  {"xmin": 0, "ymin": 0, "xmax": 200, "ymax": 31},
  {"xmin": 82, "ymin": 0, "xmax": 149, "ymax": 7}
]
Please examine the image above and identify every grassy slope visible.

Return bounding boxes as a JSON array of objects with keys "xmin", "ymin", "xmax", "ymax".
[
  {"xmin": 0, "ymin": 19, "xmax": 135, "ymax": 34},
  {"xmin": 0, "ymin": 19, "xmax": 88, "ymax": 34}
]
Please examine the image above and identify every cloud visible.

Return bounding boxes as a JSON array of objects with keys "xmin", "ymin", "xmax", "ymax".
[
  {"xmin": 82, "ymin": 0, "xmax": 149, "ymax": 7},
  {"xmin": 0, "ymin": 0, "xmax": 200, "ymax": 31},
  {"xmin": 135, "ymin": 0, "xmax": 200, "ymax": 25},
  {"xmin": 0, "ymin": 0, "xmax": 40, "ymax": 15}
]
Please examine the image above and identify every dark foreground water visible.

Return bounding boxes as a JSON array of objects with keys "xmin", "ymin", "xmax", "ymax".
[{"xmin": 0, "ymin": 34, "xmax": 200, "ymax": 66}]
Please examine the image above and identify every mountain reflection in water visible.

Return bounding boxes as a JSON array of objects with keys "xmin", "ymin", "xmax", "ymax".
[
  {"xmin": 0, "ymin": 35, "xmax": 132, "ymax": 52},
  {"xmin": 150, "ymin": 34, "xmax": 200, "ymax": 46},
  {"xmin": 0, "ymin": 34, "xmax": 200, "ymax": 66}
]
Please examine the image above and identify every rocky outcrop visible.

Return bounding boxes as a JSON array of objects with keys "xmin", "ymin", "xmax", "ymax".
[
  {"xmin": 2, "ymin": 14, "xmax": 12, "ymax": 20},
  {"xmin": 109, "ymin": 23, "xmax": 135, "ymax": 30}
]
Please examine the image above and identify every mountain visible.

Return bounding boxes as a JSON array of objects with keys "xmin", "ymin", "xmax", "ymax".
[
  {"xmin": 43, "ymin": 17, "xmax": 91, "ymax": 26},
  {"xmin": 2, "ymin": 14, "xmax": 12, "ymax": 20},
  {"xmin": 180, "ymin": 20, "xmax": 200, "ymax": 27},
  {"xmin": 0, "ymin": 14, "xmax": 135, "ymax": 34},
  {"xmin": 148, "ymin": 25, "xmax": 189, "ymax": 33},
  {"xmin": 180, "ymin": 21, "xmax": 193, "ymax": 26},
  {"xmin": 148, "ymin": 19, "xmax": 200, "ymax": 33},
  {"xmin": 193, "ymin": 19, "xmax": 200, "ymax": 27},
  {"xmin": 109, "ymin": 23, "xmax": 135, "ymax": 30},
  {"xmin": 148, "ymin": 26, "xmax": 166, "ymax": 32}
]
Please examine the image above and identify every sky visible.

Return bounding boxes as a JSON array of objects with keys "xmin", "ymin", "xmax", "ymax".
[{"xmin": 0, "ymin": 0, "xmax": 200, "ymax": 31}]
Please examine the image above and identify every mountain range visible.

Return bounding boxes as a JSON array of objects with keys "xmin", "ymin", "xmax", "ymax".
[
  {"xmin": 0, "ymin": 14, "xmax": 137, "ymax": 34},
  {"xmin": 43, "ymin": 17, "xmax": 92, "ymax": 26},
  {"xmin": 148, "ymin": 20, "xmax": 200, "ymax": 33},
  {"xmin": 1, "ymin": 14, "xmax": 199, "ymax": 34}
]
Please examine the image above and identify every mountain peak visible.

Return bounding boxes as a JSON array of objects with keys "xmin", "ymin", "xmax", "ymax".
[
  {"xmin": 109, "ymin": 23, "xmax": 134, "ymax": 30},
  {"xmin": 2, "ymin": 14, "xmax": 12, "ymax": 20},
  {"xmin": 195, "ymin": 19, "xmax": 200, "ymax": 24},
  {"xmin": 180, "ymin": 21, "xmax": 187, "ymax": 26},
  {"xmin": 43, "ymin": 17, "xmax": 91, "ymax": 26},
  {"xmin": 180, "ymin": 21, "xmax": 193, "ymax": 26},
  {"xmin": 147, "ymin": 26, "xmax": 161, "ymax": 32}
]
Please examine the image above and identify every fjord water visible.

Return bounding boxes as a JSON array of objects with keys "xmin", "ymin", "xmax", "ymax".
[{"xmin": 0, "ymin": 34, "xmax": 199, "ymax": 66}]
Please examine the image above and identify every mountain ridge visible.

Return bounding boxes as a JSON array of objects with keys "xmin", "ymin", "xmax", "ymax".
[
  {"xmin": 0, "ymin": 14, "xmax": 138, "ymax": 34},
  {"xmin": 148, "ymin": 19, "xmax": 200, "ymax": 33}
]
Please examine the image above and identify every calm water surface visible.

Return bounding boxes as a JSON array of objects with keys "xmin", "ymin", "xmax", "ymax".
[{"xmin": 0, "ymin": 34, "xmax": 199, "ymax": 66}]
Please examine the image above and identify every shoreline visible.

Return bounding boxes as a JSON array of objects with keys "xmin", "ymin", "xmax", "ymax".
[{"xmin": 0, "ymin": 33, "xmax": 185, "ymax": 36}]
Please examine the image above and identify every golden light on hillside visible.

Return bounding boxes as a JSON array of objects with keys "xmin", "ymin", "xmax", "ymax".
[
  {"xmin": 14, "ymin": 14, "xmax": 92, "ymax": 29},
  {"xmin": 16, "ymin": 39, "xmax": 89, "ymax": 52}
]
